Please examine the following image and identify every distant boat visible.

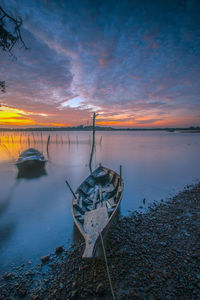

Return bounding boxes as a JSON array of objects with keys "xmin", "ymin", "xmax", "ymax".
[
  {"xmin": 16, "ymin": 148, "xmax": 46, "ymax": 170},
  {"xmin": 71, "ymin": 165, "xmax": 124, "ymax": 258}
]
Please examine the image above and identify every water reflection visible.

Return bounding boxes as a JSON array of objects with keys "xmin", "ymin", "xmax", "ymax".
[
  {"xmin": 0, "ymin": 181, "xmax": 18, "ymax": 251},
  {"xmin": 17, "ymin": 166, "xmax": 47, "ymax": 180},
  {"xmin": 0, "ymin": 222, "xmax": 16, "ymax": 249},
  {"xmin": 0, "ymin": 181, "xmax": 18, "ymax": 216}
]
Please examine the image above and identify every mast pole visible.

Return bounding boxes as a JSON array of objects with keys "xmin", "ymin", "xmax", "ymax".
[{"xmin": 89, "ymin": 112, "xmax": 97, "ymax": 174}]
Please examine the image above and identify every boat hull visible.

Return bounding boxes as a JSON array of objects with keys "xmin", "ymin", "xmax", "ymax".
[
  {"xmin": 16, "ymin": 148, "xmax": 46, "ymax": 171},
  {"xmin": 16, "ymin": 160, "xmax": 46, "ymax": 170},
  {"xmin": 71, "ymin": 166, "xmax": 124, "ymax": 258}
]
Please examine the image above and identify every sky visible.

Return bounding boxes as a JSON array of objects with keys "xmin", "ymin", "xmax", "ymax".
[{"xmin": 0, "ymin": 0, "xmax": 200, "ymax": 128}]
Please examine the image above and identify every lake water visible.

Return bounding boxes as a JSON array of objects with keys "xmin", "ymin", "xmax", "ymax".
[{"xmin": 0, "ymin": 130, "xmax": 200, "ymax": 272}]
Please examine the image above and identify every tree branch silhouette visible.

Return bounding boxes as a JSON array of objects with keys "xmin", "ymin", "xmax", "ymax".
[{"xmin": 0, "ymin": 5, "xmax": 28, "ymax": 92}]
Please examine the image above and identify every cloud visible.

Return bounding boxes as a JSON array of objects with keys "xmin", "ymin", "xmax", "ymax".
[
  {"xmin": 136, "ymin": 118, "xmax": 164, "ymax": 125},
  {"xmin": 0, "ymin": 0, "xmax": 200, "ymax": 127}
]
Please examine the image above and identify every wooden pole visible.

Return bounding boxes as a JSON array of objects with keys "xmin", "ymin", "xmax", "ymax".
[
  {"xmin": 41, "ymin": 132, "xmax": 43, "ymax": 145},
  {"xmin": 65, "ymin": 180, "xmax": 77, "ymax": 199},
  {"xmin": 46, "ymin": 134, "xmax": 50, "ymax": 157},
  {"xmin": 89, "ymin": 112, "xmax": 97, "ymax": 174},
  {"xmin": 32, "ymin": 132, "xmax": 36, "ymax": 145},
  {"xmin": 68, "ymin": 134, "xmax": 70, "ymax": 144}
]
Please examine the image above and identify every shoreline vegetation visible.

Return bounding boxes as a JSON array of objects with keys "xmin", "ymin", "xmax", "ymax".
[
  {"xmin": 0, "ymin": 126, "xmax": 200, "ymax": 132},
  {"xmin": 0, "ymin": 182, "xmax": 199, "ymax": 299}
]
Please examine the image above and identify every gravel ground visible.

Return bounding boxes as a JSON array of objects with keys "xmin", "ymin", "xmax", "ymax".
[{"xmin": 0, "ymin": 183, "xmax": 200, "ymax": 299}]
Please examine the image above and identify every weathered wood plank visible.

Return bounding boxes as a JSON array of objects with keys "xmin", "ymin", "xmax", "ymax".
[
  {"xmin": 79, "ymin": 196, "xmax": 82, "ymax": 208},
  {"xmin": 92, "ymin": 189, "xmax": 99, "ymax": 209},
  {"xmin": 83, "ymin": 207, "xmax": 108, "ymax": 257},
  {"xmin": 107, "ymin": 197, "xmax": 116, "ymax": 207}
]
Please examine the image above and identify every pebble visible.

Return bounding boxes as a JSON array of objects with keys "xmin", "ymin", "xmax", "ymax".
[
  {"xmin": 55, "ymin": 246, "xmax": 64, "ymax": 255},
  {"xmin": 40, "ymin": 255, "xmax": 50, "ymax": 263},
  {"xmin": 96, "ymin": 282, "xmax": 105, "ymax": 295}
]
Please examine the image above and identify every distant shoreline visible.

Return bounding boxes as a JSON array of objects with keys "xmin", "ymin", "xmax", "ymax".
[
  {"xmin": 179, "ymin": 130, "xmax": 200, "ymax": 133},
  {"xmin": 0, "ymin": 126, "xmax": 200, "ymax": 132}
]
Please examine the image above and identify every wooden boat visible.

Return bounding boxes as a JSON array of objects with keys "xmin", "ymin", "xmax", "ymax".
[
  {"xmin": 16, "ymin": 148, "xmax": 46, "ymax": 170},
  {"xmin": 71, "ymin": 165, "xmax": 124, "ymax": 258}
]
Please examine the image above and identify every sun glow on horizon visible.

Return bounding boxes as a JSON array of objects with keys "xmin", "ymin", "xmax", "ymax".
[
  {"xmin": 0, "ymin": 105, "xmax": 50, "ymax": 127},
  {"xmin": 0, "ymin": 106, "xmax": 35, "ymax": 126},
  {"xmin": 0, "ymin": 104, "xmax": 198, "ymax": 129},
  {"xmin": 0, "ymin": 105, "xmax": 75, "ymax": 127}
]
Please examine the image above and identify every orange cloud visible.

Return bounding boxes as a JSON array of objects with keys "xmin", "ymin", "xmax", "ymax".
[
  {"xmin": 0, "ymin": 105, "xmax": 76, "ymax": 127},
  {"xmin": 50, "ymin": 123, "xmax": 71, "ymax": 127},
  {"xmin": 0, "ymin": 118, "xmax": 35, "ymax": 126},
  {"xmin": 97, "ymin": 121, "xmax": 122, "ymax": 126},
  {"xmin": 0, "ymin": 106, "xmax": 35, "ymax": 126}
]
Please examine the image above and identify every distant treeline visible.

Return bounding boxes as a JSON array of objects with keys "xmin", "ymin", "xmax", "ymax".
[{"xmin": 0, "ymin": 125, "xmax": 200, "ymax": 132}]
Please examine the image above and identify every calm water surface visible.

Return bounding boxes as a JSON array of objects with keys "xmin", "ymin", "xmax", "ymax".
[{"xmin": 0, "ymin": 131, "xmax": 200, "ymax": 272}]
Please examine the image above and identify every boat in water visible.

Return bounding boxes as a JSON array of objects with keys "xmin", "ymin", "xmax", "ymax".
[
  {"xmin": 16, "ymin": 148, "xmax": 46, "ymax": 170},
  {"xmin": 71, "ymin": 165, "xmax": 124, "ymax": 258}
]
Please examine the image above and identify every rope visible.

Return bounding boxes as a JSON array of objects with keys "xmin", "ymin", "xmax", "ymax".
[{"xmin": 99, "ymin": 231, "xmax": 116, "ymax": 300}]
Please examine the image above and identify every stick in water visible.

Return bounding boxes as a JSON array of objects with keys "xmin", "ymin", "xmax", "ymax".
[{"xmin": 65, "ymin": 180, "xmax": 77, "ymax": 199}]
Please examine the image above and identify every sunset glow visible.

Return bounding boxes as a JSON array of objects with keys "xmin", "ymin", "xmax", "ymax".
[
  {"xmin": 0, "ymin": 106, "xmax": 35, "ymax": 126},
  {"xmin": 0, "ymin": 1, "xmax": 200, "ymax": 128}
]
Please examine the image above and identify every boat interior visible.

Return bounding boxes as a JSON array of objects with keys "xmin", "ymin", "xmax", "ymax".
[
  {"xmin": 17, "ymin": 148, "xmax": 46, "ymax": 163},
  {"xmin": 72, "ymin": 166, "xmax": 122, "ymax": 227}
]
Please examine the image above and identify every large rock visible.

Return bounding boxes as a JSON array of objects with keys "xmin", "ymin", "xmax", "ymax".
[
  {"xmin": 40, "ymin": 255, "xmax": 50, "ymax": 263},
  {"xmin": 55, "ymin": 245, "xmax": 64, "ymax": 255}
]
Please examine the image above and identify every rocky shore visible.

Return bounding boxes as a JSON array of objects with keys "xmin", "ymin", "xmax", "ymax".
[{"xmin": 0, "ymin": 183, "xmax": 200, "ymax": 299}]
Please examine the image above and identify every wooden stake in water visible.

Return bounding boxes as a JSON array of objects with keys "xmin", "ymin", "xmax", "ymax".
[
  {"xmin": 32, "ymin": 132, "xmax": 36, "ymax": 144},
  {"xmin": 68, "ymin": 134, "xmax": 70, "ymax": 144},
  {"xmin": 46, "ymin": 134, "xmax": 50, "ymax": 157},
  {"xmin": 89, "ymin": 112, "xmax": 97, "ymax": 174}
]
